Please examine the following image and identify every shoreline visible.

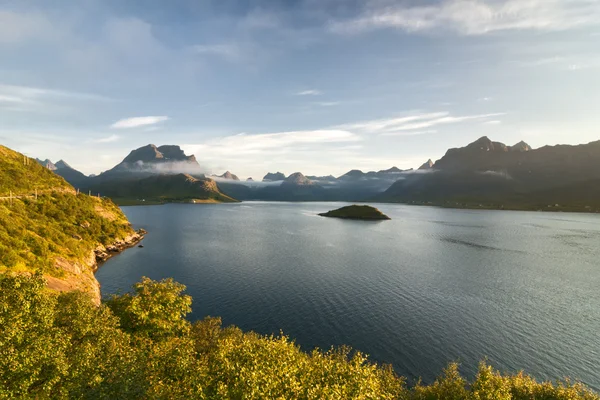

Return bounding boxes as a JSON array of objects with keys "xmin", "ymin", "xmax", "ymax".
[{"xmin": 93, "ymin": 228, "xmax": 147, "ymax": 271}]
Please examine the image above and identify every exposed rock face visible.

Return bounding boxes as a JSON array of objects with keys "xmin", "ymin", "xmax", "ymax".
[
  {"xmin": 263, "ymin": 172, "xmax": 286, "ymax": 182},
  {"xmin": 510, "ymin": 141, "xmax": 531, "ymax": 152},
  {"xmin": 108, "ymin": 144, "xmax": 201, "ymax": 175},
  {"xmin": 419, "ymin": 159, "xmax": 434, "ymax": 170},
  {"xmin": 94, "ymin": 229, "xmax": 147, "ymax": 266},
  {"xmin": 218, "ymin": 171, "xmax": 240, "ymax": 181},
  {"xmin": 378, "ymin": 137, "xmax": 600, "ymax": 212},
  {"xmin": 47, "ymin": 229, "xmax": 147, "ymax": 305},
  {"xmin": 36, "ymin": 158, "xmax": 57, "ymax": 170},
  {"xmin": 283, "ymin": 172, "xmax": 313, "ymax": 185},
  {"xmin": 246, "ymin": 177, "xmax": 254, "ymax": 181}
]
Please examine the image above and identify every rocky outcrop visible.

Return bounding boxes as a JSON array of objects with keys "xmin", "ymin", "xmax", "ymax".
[
  {"xmin": 283, "ymin": 172, "xmax": 313, "ymax": 185},
  {"xmin": 45, "ymin": 229, "xmax": 147, "ymax": 305},
  {"xmin": 263, "ymin": 172, "xmax": 286, "ymax": 182},
  {"xmin": 217, "ymin": 171, "xmax": 240, "ymax": 181},
  {"xmin": 419, "ymin": 159, "xmax": 434, "ymax": 170},
  {"xmin": 94, "ymin": 229, "xmax": 147, "ymax": 265}
]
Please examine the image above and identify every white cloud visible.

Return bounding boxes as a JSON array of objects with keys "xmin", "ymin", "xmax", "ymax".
[
  {"xmin": 296, "ymin": 89, "xmax": 322, "ymax": 96},
  {"xmin": 95, "ymin": 134, "xmax": 120, "ymax": 143},
  {"xmin": 338, "ymin": 111, "xmax": 504, "ymax": 134},
  {"xmin": 0, "ymin": 83, "xmax": 112, "ymax": 104},
  {"xmin": 315, "ymin": 101, "xmax": 340, "ymax": 107},
  {"xmin": 483, "ymin": 120, "xmax": 502, "ymax": 125},
  {"xmin": 110, "ymin": 116, "xmax": 169, "ymax": 129},
  {"xmin": 380, "ymin": 130, "xmax": 438, "ymax": 137},
  {"xmin": 331, "ymin": 0, "xmax": 600, "ymax": 35},
  {"xmin": 184, "ymin": 129, "xmax": 360, "ymax": 157}
]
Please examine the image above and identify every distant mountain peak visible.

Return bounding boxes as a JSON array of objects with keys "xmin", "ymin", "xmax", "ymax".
[
  {"xmin": 218, "ymin": 171, "xmax": 240, "ymax": 181},
  {"xmin": 510, "ymin": 141, "xmax": 531, "ymax": 152},
  {"xmin": 418, "ymin": 159, "xmax": 434, "ymax": 170},
  {"xmin": 55, "ymin": 160, "xmax": 72, "ymax": 169},
  {"xmin": 378, "ymin": 166, "xmax": 402, "ymax": 174},
  {"xmin": 108, "ymin": 144, "xmax": 201, "ymax": 176},
  {"xmin": 284, "ymin": 172, "xmax": 313, "ymax": 185},
  {"xmin": 36, "ymin": 158, "xmax": 57, "ymax": 171},
  {"xmin": 263, "ymin": 172, "xmax": 286, "ymax": 182}
]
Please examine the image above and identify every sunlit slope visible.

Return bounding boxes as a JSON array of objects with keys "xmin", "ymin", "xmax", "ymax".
[
  {"xmin": 1, "ymin": 274, "xmax": 597, "ymax": 399},
  {"xmin": 0, "ymin": 144, "xmax": 135, "ymax": 299},
  {"xmin": 0, "ymin": 144, "xmax": 71, "ymax": 193}
]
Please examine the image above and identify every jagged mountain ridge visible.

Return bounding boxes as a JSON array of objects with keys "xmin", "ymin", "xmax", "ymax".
[{"xmin": 377, "ymin": 137, "xmax": 600, "ymax": 211}]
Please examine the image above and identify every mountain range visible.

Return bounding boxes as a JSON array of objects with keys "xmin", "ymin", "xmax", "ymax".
[
  {"xmin": 36, "ymin": 158, "xmax": 89, "ymax": 187},
  {"xmin": 376, "ymin": 136, "xmax": 600, "ymax": 212},
  {"xmin": 34, "ymin": 137, "xmax": 600, "ymax": 212}
]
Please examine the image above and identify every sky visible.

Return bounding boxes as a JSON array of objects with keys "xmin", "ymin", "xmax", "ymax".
[{"xmin": 1, "ymin": 0, "xmax": 599, "ymax": 179}]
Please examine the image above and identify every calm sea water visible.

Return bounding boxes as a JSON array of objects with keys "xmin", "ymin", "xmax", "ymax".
[{"xmin": 96, "ymin": 202, "xmax": 600, "ymax": 390}]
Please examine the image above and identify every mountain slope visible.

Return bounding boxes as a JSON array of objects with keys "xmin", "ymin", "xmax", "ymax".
[
  {"xmin": 377, "ymin": 137, "xmax": 600, "ymax": 212},
  {"xmin": 97, "ymin": 144, "xmax": 203, "ymax": 179},
  {"xmin": 1, "ymin": 145, "xmax": 139, "ymax": 302},
  {"xmin": 88, "ymin": 173, "xmax": 238, "ymax": 204},
  {"xmin": 2, "ymin": 146, "xmax": 69, "ymax": 193},
  {"xmin": 54, "ymin": 160, "xmax": 89, "ymax": 187},
  {"xmin": 82, "ymin": 144, "xmax": 238, "ymax": 204}
]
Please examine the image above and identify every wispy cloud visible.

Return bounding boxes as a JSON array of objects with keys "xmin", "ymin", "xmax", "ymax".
[
  {"xmin": 0, "ymin": 83, "xmax": 113, "ymax": 112},
  {"xmin": 95, "ymin": 134, "xmax": 120, "ymax": 143},
  {"xmin": 296, "ymin": 89, "xmax": 322, "ymax": 96},
  {"xmin": 315, "ymin": 101, "xmax": 340, "ymax": 107},
  {"xmin": 338, "ymin": 111, "xmax": 504, "ymax": 134},
  {"xmin": 380, "ymin": 130, "xmax": 438, "ymax": 137},
  {"xmin": 483, "ymin": 120, "xmax": 502, "ymax": 125},
  {"xmin": 191, "ymin": 43, "xmax": 241, "ymax": 61},
  {"xmin": 330, "ymin": 0, "xmax": 600, "ymax": 35},
  {"xmin": 110, "ymin": 116, "xmax": 169, "ymax": 129},
  {"xmin": 184, "ymin": 129, "xmax": 360, "ymax": 157}
]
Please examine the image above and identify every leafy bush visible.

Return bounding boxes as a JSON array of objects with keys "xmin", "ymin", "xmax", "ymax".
[{"xmin": 1, "ymin": 274, "xmax": 597, "ymax": 400}]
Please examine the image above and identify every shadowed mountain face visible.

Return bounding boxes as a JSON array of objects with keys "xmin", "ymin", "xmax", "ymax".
[
  {"xmin": 36, "ymin": 158, "xmax": 88, "ymax": 187},
  {"xmin": 377, "ymin": 137, "xmax": 600, "ymax": 212},
  {"xmin": 263, "ymin": 172, "xmax": 286, "ymax": 182},
  {"xmin": 107, "ymin": 144, "xmax": 202, "ymax": 177},
  {"xmin": 80, "ymin": 145, "xmax": 235, "ymax": 204},
  {"xmin": 418, "ymin": 159, "xmax": 433, "ymax": 170},
  {"xmin": 216, "ymin": 171, "xmax": 240, "ymax": 181},
  {"xmin": 87, "ymin": 173, "xmax": 237, "ymax": 204}
]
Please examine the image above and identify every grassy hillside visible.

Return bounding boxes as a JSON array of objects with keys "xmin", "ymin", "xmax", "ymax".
[
  {"xmin": 0, "ymin": 145, "xmax": 70, "ymax": 193},
  {"xmin": 0, "ymin": 192, "xmax": 133, "ymax": 275},
  {"xmin": 1, "ymin": 274, "xmax": 597, "ymax": 399},
  {"xmin": 0, "ymin": 145, "xmax": 135, "ymax": 297}
]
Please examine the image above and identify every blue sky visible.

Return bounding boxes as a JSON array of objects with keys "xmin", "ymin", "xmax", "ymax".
[{"xmin": 1, "ymin": 0, "xmax": 599, "ymax": 178}]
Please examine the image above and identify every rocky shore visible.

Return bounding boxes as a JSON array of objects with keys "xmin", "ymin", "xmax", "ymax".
[{"xmin": 94, "ymin": 228, "xmax": 147, "ymax": 267}]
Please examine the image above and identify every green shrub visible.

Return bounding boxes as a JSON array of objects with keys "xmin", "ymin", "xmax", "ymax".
[{"xmin": 0, "ymin": 274, "xmax": 597, "ymax": 400}]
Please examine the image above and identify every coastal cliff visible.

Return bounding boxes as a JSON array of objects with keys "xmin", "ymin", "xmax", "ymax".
[
  {"xmin": 1, "ymin": 145, "xmax": 142, "ymax": 303},
  {"xmin": 45, "ymin": 229, "xmax": 146, "ymax": 304}
]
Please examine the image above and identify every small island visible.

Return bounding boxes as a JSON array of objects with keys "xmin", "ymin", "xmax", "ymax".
[{"xmin": 318, "ymin": 205, "xmax": 391, "ymax": 220}]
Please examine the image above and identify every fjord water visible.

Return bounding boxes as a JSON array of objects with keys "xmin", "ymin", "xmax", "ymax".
[{"xmin": 97, "ymin": 202, "xmax": 600, "ymax": 390}]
